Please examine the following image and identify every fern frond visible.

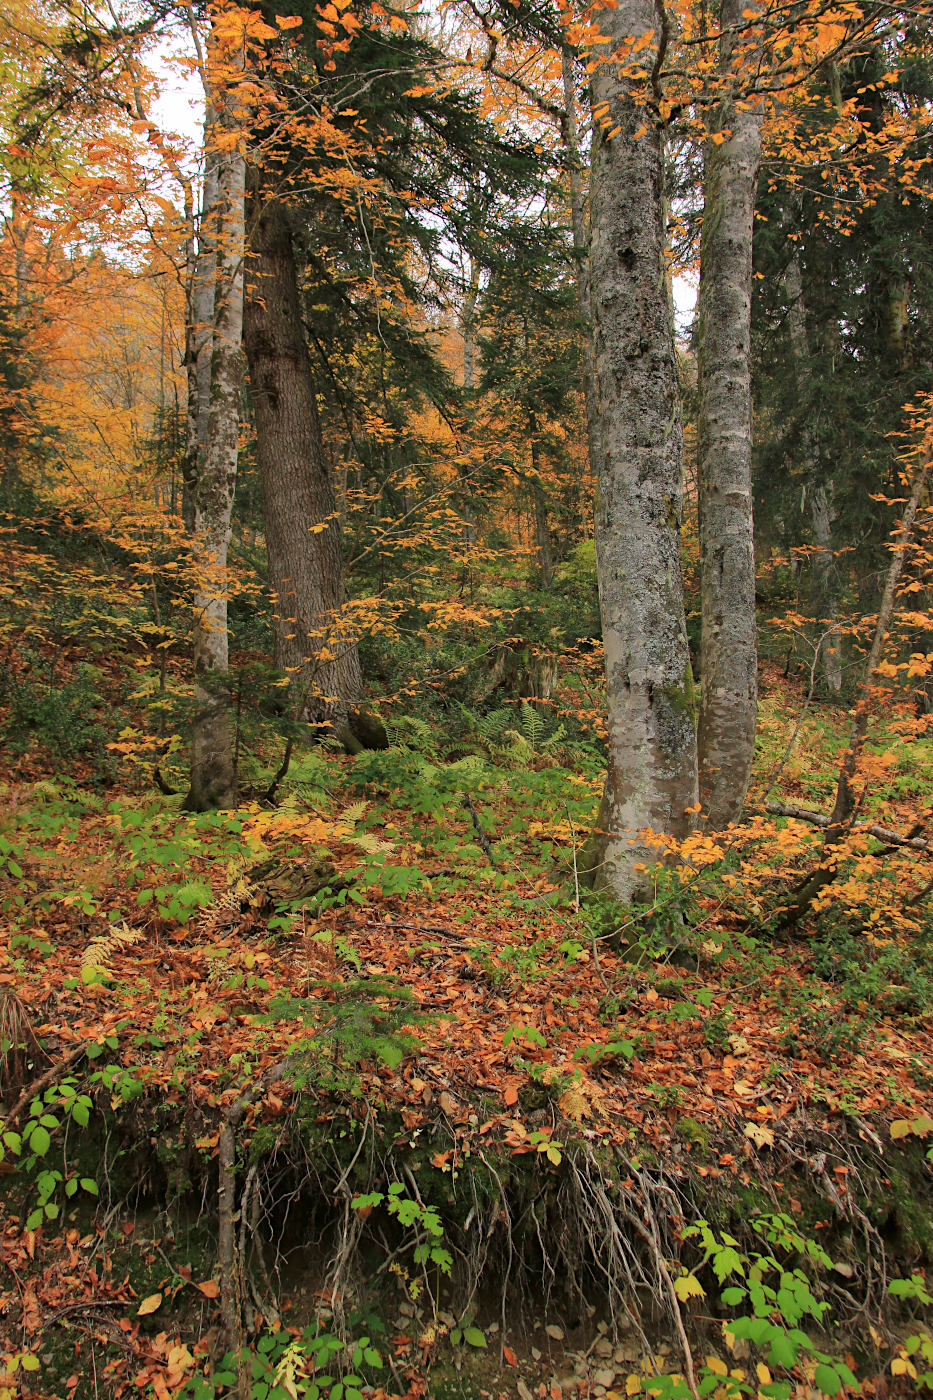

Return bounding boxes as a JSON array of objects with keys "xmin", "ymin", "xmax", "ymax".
[
  {"xmin": 342, "ymin": 800, "xmax": 368, "ymax": 826},
  {"xmin": 520, "ymin": 701, "xmax": 544, "ymax": 751},
  {"xmin": 195, "ymin": 878, "xmax": 256, "ymax": 939},
  {"xmin": 352, "ymin": 832, "xmax": 395, "ymax": 855},
  {"xmin": 82, "ymin": 923, "xmax": 141, "ymax": 974}
]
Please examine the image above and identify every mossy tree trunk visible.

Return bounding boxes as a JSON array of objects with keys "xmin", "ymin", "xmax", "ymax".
[
  {"xmin": 184, "ymin": 109, "xmax": 246, "ymax": 813},
  {"xmin": 586, "ymin": 0, "xmax": 699, "ymax": 901},
  {"xmin": 696, "ymin": 0, "xmax": 763, "ymax": 827}
]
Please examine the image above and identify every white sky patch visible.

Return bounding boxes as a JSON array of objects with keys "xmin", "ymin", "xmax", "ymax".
[
  {"xmin": 148, "ymin": 28, "xmax": 204, "ymax": 189},
  {"xmin": 143, "ymin": 27, "xmax": 699, "ymax": 341},
  {"xmin": 673, "ymin": 273, "xmax": 697, "ymax": 340}
]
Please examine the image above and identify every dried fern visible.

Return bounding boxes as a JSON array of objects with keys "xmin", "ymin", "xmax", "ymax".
[
  {"xmin": 194, "ymin": 878, "xmax": 256, "ymax": 940},
  {"xmin": 82, "ymin": 923, "xmax": 141, "ymax": 975}
]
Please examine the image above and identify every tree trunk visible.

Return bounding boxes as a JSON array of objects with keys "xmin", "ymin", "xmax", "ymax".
[
  {"xmin": 810, "ymin": 480, "xmax": 843, "ymax": 693},
  {"xmin": 184, "ymin": 125, "xmax": 246, "ymax": 812},
  {"xmin": 586, "ymin": 0, "xmax": 699, "ymax": 902},
  {"xmin": 561, "ymin": 43, "xmax": 601, "ymax": 484},
  {"xmin": 243, "ymin": 187, "xmax": 364, "ymax": 739},
  {"xmin": 183, "ymin": 138, "xmax": 219, "ymax": 532},
  {"xmin": 458, "ymin": 242, "xmax": 481, "ymax": 544},
  {"xmin": 784, "ymin": 253, "xmax": 843, "ymax": 694},
  {"xmin": 696, "ymin": 0, "xmax": 763, "ymax": 828},
  {"xmin": 530, "ymin": 428, "xmax": 553, "ymax": 587}
]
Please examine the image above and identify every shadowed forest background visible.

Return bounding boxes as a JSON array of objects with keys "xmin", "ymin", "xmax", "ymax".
[{"xmin": 0, "ymin": 0, "xmax": 932, "ymax": 1397}]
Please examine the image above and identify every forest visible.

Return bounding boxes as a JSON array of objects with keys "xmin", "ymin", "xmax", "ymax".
[{"xmin": 0, "ymin": 0, "xmax": 932, "ymax": 1396}]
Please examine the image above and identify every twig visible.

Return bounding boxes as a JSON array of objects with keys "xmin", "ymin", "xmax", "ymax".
[
  {"xmin": 568, "ymin": 809, "xmax": 581, "ymax": 914},
  {"xmin": 218, "ymin": 1120, "xmax": 248, "ymax": 1397},
  {"xmin": 462, "ymin": 792, "xmax": 498, "ymax": 869},
  {"xmin": 760, "ymin": 628, "xmax": 828, "ymax": 804},
  {"xmin": 262, "ymin": 736, "xmax": 294, "ymax": 804},
  {"xmin": 773, "ymin": 428, "xmax": 933, "ymax": 928},
  {"xmin": 249, "ymin": 1169, "xmax": 280, "ymax": 1325},
  {"xmin": 766, "ymin": 802, "xmax": 931, "ymax": 851},
  {"xmin": 364, "ymin": 920, "xmax": 459, "ymax": 937},
  {"xmin": 3, "ymin": 1018, "xmax": 121, "ymax": 1128},
  {"xmin": 630, "ymin": 1171, "xmax": 699, "ymax": 1400}
]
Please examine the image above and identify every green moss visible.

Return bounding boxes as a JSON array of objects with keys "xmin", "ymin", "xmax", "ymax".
[
  {"xmin": 676, "ymin": 1117, "xmax": 710, "ymax": 1153},
  {"xmin": 661, "ymin": 662, "xmax": 699, "ymax": 721}
]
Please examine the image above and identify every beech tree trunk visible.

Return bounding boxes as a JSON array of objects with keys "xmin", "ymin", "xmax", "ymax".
[
  {"xmin": 696, "ymin": 0, "xmax": 763, "ymax": 828},
  {"xmin": 458, "ymin": 251, "xmax": 480, "ymax": 543},
  {"xmin": 243, "ymin": 188, "xmax": 364, "ymax": 739},
  {"xmin": 183, "ymin": 140, "xmax": 219, "ymax": 532},
  {"xmin": 561, "ymin": 44, "xmax": 601, "ymax": 483},
  {"xmin": 184, "ymin": 128, "xmax": 246, "ymax": 812},
  {"xmin": 530, "ymin": 427, "xmax": 553, "ymax": 587},
  {"xmin": 784, "ymin": 254, "xmax": 843, "ymax": 694},
  {"xmin": 586, "ymin": 0, "xmax": 699, "ymax": 901}
]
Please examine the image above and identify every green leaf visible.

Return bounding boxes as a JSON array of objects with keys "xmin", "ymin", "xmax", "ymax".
[
  {"xmin": 712, "ymin": 1247, "xmax": 744, "ymax": 1283},
  {"xmin": 813, "ymin": 1366, "xmax": 841, "ymax": 1395},
  {"xmin": 81, "ymin": 1178, "xmax": 99, "ymax": 1195},
  {"xmin": 28, "ymin": 1125, "xmax": 51, "ymax": 1156},
  {"xmin": 463, "ymin": 1327, "xmax": 487, "ymax": 1349},
  {"xmin": 767, "ymin": 1335, "xmax": 798, "ymax": 1370},
  {"xmin": 722, "ymin": 1287, "xmax": 746, "ymax": 1306}
]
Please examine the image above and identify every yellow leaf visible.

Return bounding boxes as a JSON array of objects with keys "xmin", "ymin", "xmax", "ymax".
[
  {"xmin": 137, "ymin": 1292, "xmax": 163, "ymax": 1315},
  {"xmin": 706, "ymin": 1357, "xmax": 729, "ymax": 1377},
  {"xmin": 275, "ymin": 13, "xmax": 303, "ymax": 25},
  {"xmin": 674, "ymin": 1273, "xmax": 706, "ymax": 1302},
  {"xmin": 744, "ymin": 1122, "xmax": 774, "ymax": 1149},
  {"xmin": 626, "ymin": 1375, "xmax": 642, "ymax": 1395},
  {"xmin": 756, "ymin": 1364, "xmax": 771, "ymax": 1385}
]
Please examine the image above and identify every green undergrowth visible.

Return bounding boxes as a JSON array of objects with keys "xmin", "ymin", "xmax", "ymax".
[{"xmin": 2, "ymin": 1077, "xmax": 932, "ymax": 1400}]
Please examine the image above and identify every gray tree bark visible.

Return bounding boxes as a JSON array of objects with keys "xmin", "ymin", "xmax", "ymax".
[
  {"xmin": 458, "ymin": 250, "xmax": 480, "ymax": 543},
  {"xmin": 561, "ymin": 44, "xmax": 601, "ymax": 484},
  {"xmin": 696, "ymin": 0, "xmax": 763, "ymax": 827},
  {"xmin": 243, "ymin": 188, "xmax": 365, "ymax": 740},
  {"xmin": 183, "ymin": 137, "xmax": 219, "ymax": 532},
  {"xmin": 184, "ymin": 120, "xmax": 245, "ymax": 812},
  {"xmin": 530, "ymin": 426, "xmax": 553, "ymax": 587},
  {"xmin": 783, "ymin": 253, "xmax": 843, "ymax": 694},
  {"xmin": 586, "ymin": 0, "xmax": 699, "ymax": 901}
]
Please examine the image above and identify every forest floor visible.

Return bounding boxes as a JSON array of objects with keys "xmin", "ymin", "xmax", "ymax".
[{"xmin": 1, "ymin": 640, "xmax": 932, "ymax": 1400}]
